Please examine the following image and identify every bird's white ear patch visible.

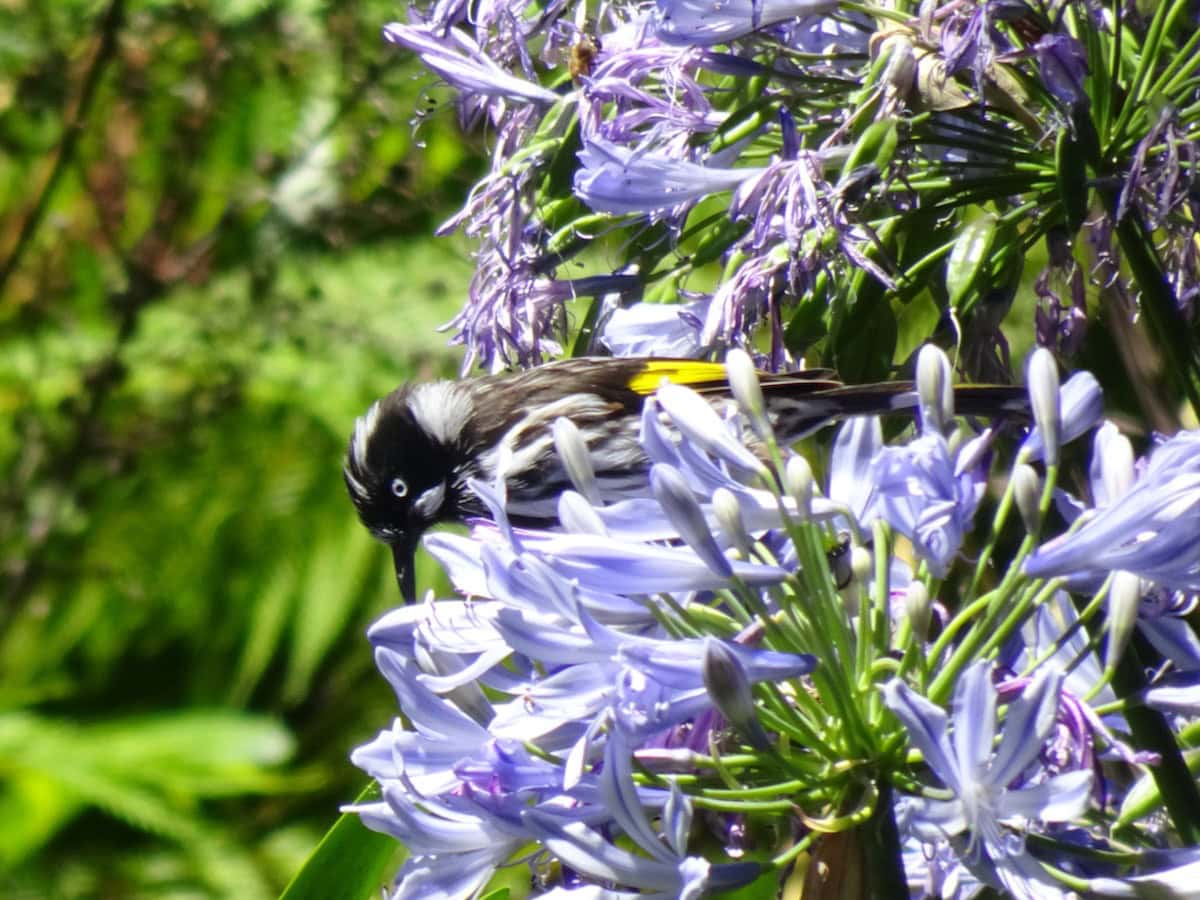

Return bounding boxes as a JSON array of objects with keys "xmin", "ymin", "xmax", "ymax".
[
  {"xmin": 407, "ymin": 382, "xmax": 473, "ymax": 445},
  {"xmin": 350, "ymin": 400, "xmax": 382, "ymax": 471},
  {"xmin": 413, "ymin": 482, "xmax": 446, "ymax": 519}
]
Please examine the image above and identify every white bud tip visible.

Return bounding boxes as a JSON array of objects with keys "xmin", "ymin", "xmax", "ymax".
[
  {"xmin": 916, "ymin": 344, "xmax": 953, "ymax": 434},
  {"xmin": 1028, "ymin": 349, "xmax": 1062, "ymax": 465}
]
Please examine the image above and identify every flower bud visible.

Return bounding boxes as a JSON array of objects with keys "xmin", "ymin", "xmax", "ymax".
[
  {"xmin": 713, "ymin": 487, "xmax": 752, "ymax": 556},
  {"xmin": 850, "ymin": 545, "xmax": 872, "ymax": 585},
  {"xmin": 1027, "ymin": 349, "xmax": 1062, "ymax": 465},
  {"xmin": 840, "ymin": 544, "xmax": 872, "ymax": 617},
  {"xmin": 916, "ymin": 344, "xmax": 954, "ymax": 435},
  {"xmin": 905, "ymin": 581, "xmax": 931, "ymax": 640},
  {"xmin": 651, "ymin": 464, "xmax": 732, "ymax": 578},
  {"xmin": 1012, "ymin": 463, "xmax": 1042, "ymax": 534},
  {"xmin": 558, "ymin": 490, "xmax": 608, "ymax": 536},
  {"xmin": 725, "ymin": 348, "xmax": 770, "ymax": 439},
  {"xmin": 1094, "ymin": 422, "xmax": 1134, "ymax": 505},
  {"xmin": 1106, "ymin": 570, "xmax": 1141, "ymax": 671},
  {"xmin": 553, "ymin": 417, "xmax": 600, "ymax": 504},
  {"xmin": 702, "ymin": 638, "xmax": 769, "ymax": 750},
  {"xmin": 785, "ymin": 455, "xmax": 814, "ymax": 518},
  {"xmin": 1018, "ymin": 371, "xmax": 1103, "ymax": 463}
]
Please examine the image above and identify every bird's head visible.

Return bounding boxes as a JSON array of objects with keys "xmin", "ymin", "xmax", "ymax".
[{"xmin": 344, "ymin": 386, "xmax": 460, "ymax": 600}]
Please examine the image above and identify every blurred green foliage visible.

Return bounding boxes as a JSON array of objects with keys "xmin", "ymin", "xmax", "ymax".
[{"xmin": 0, "ymin": 0, "xmax": 479, "ymax": 895}]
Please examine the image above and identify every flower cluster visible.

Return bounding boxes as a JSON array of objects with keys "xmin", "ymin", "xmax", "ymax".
[
  {"xmin": 384, "ymin": 0, "xmax": 1200, "ymax": 400},
  {"xmin": 346, "ymin": 347, "xmax": 1200, "ymax": 898},
  {"xmin": 316, "ymin": 1, "xmax": 1200, "ymax": 896}
]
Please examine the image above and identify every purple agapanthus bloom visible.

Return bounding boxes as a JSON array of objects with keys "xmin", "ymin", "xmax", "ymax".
[
  {"xmin": 841, "ymin": 347, "xmax": 993, "ymax": 577},
  {"xmin": 574, "ymin": 137, "xmax": 762, "ymax": 215},
  {"xmin": 1018, "ymin": 370, "xmax": 1104, "ymax": 463},
  {"xmin": 440, "ymin": 168, "xmax": 593, "ymax": 373},
  {"xmin": 524, "ymin": 735, "xmax": 760, "ymax": 898},
  {"xmin": 383, "ymin": 23, "xmax": 561, "ymax": 107},
  {"xmin": 938, "ymin": 1, "xmax": 1020, "ymax": 93},
  {"xmin": 1033, "ymin": 34, "xmax": 1089, "ymax": 110},
  {"xmin": 654, "ymin": 0, "xmax": 837, "ymax": 47},
  {"xmin": 1025, "ymin": 422, "xmax": 1200, "ymax": 669},
  {"xmin": 1024, "ymin": 429, "xmax": 1200, "ymax": 590},
  {"xmin": 884, "ymin": 662, "xmax": 1093, "ymax": 899},
  {"xmin": 1114, "ymin": 107, "xmax": 1200, "ymax": 316},
  {"xmin": 1034, "ymin": 229, "xmax": 1089, "ymax": 356},
  {"xmin": 602, "ymin": 297, "xmax": 709, "ymax": 357},
  {"xmin": 731, "ymin": 143, "xmax": 895, "ymax": 289},
  {"xmin": 865, "ymin": 427, "xmax": 989, "ymax": 577},
  {"xmin": 580, "ymin": 44, "xmax": 721, "ymax": 145},
  {"xmin": 700, "ymin": 249, "xmax": 792, "ymax": 363},
  {"xmin": 346, "ymin": 410, "xmax": 822, "ymax": 891}
]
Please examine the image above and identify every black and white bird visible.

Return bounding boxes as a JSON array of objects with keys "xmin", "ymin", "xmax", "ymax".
[{"xmin": 344, "ymin": 357, "xmax": 1026, "ymax": 601}]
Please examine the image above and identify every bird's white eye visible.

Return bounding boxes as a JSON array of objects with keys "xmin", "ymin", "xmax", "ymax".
[{"xmin": 391, "ymin": 478, "xmax": 409, "ymax": 499}]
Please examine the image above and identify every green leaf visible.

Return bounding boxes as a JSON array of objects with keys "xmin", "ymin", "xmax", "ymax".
[
  {"xmin": 945, "ymin": 211, "xmax": 998, "ymax": 310},
  {"xmin": 832, "ymin": 285, "xmax": 897, "ymax": 384},
  {"xmin": 840, "ymin": 118, "xmax": 898, "ymax": 182},
  {"xmin": 281, "ymin": 783, "xmax": 402, "ymax": 900},
  {"xmin": 1055, "ymin": 130, "xmax": 1089, "ymax": 233}
]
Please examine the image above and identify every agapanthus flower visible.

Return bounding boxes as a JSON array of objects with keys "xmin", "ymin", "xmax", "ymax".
[
  {"xmin": 439, "ymin": 168, "xmax": 578, "ymax": 372},
  {"xmin": 1034, "ymin": 229, "xmax": 1089, "ymax": 357},
  {"xmin": 580, "ymin": 44, "xmax": 720, "ymax": 146},
  {"xmin": 654, "ymin": 0, "xmax": 837, "ymax": 47},
  {"xmin": 730, "ymin": 148, "xmax": 897, "ymax": 289},
  {"xmin": 574, "ymin": 137, "xmax": 762, "ymax": 215},
  {"xmin": 1114, "ymin": 106, "xmax": 1200, "ymax": 316},
  {"xmin": 884, "ymin": 662, "xmax": 1094, "ymax": 899},
  {"xmin": 1033, "ymin": 34, "xmax": 1089, "ymax": 110},
  {"xmin": 831, "ymin": 348, "xmax": 997, "ymax": 577},
  {"xmin": 1024, "ymin": 429, "xmax": 1200, "ymax": 591},
  {"xmin": 601, "ymin": 297, "xmax": 709, "ymax": 357},
  {"xmin": 383, "ymin": 23, "xmax": 561, "ymax": 108}
]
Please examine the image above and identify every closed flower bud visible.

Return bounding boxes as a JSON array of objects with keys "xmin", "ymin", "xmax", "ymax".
[
  {"xmin": 1106, "ymin": 570, "xmax": 1141, "ymax": 671},
  {"xmin": 553, "ymin": 417, "xmax": 600, "ymax": 504},
  {"xmin": 1012, "ymin": 463, "xmax": 1042, "ymax": 534},
  {"xmin": 916, "ymin": 344, "xmax": 954, "ymax": 435},
  {"xmin": 713, "ymin": 487, "xmax": 752, "ymax": 556},
  {"xmin": 726, "ymin": 348, "xmax": 770, "ymax": 439},
  {"xmin": 702, "ymin": 638, "xmax": 770, "ymax": 750},
  {"xmin": 558, "ymin": 490, "xmax": 609, "ymax": 536},
  {"xmin": 904, "ymin": 581, "xmax": 931, "ymax": 640},
  {"xmin": 1095, "ymin": 422, "xmax": 1134, "ymax": 504},
  {"xmin": 1028, "ymin": 349, "xmax": 1062, "ymax": 465},
  {"xmin": 651, "ymin": 464, "xmax": 733, "ymax": 579},
  {"xmin": 850, "ymin": 545, "xmax": 872, "ymax": 585},
  {"xmin": 785, "ymin": 455, "xmax": 814, "ymax": 517},
  {"xmin": 839, "ymin": 543, "xmax": 872, "ymax": 617}
]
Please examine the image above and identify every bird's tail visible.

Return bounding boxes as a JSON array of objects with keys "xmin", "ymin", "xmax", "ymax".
[{"xmin": 763, "ymin": 380, "xmax": 1029, "ymax": 442}]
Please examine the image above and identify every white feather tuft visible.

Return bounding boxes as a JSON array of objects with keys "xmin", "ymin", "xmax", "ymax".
[{"xmin": 407, "ymin": 382, "xmax": 473, "ymax": 445}]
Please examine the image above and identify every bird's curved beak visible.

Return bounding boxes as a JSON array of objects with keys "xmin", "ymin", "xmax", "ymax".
[{"xmin": 390, "ymin": 536, "xmax": 418, "ymax": 604}]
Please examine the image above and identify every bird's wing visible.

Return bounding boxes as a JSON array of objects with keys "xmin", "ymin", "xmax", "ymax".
[{"xmin": 624, "ymin": 359, "xmax": 840, "ymax": 396}]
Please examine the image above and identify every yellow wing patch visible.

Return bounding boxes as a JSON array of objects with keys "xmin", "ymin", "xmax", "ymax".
[{"xmin": 626, "ymin": 360, "xmax": 731, "ymax": 395}]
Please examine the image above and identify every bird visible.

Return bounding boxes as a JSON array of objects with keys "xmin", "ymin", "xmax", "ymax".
[{"xmin": 344, "ymin": 357, "xmax": 1027, "ymax": 601}]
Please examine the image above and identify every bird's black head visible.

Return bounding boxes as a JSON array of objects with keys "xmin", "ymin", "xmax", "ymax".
[{"xmin": 344, "ymin": 387, "xmax": 461, "ymax": 596}]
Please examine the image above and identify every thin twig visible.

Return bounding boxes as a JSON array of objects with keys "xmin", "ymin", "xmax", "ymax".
[{"xmin": 0, "ymin": 0, "xmax": 126, "ymax": 298}]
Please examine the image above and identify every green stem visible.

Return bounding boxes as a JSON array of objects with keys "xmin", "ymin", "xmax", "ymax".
[
  {"xmin": 1110, "ymin": 644, "xmax": 1200, "ymax": 843},
  {"xmin": 862, "ymin": 780, "xmax": 909, "ymax": 900}
]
